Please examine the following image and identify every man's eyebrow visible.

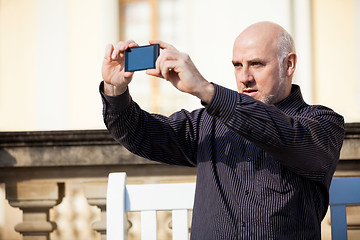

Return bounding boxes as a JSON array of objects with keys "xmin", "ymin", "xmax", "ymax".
[
  {"xmin": 248, "ymin": 57, "xmax": 265, "ymax": 62},
  {"xmin": 232, "ymin": 57, "xmax": 265, "ymax": 64}
]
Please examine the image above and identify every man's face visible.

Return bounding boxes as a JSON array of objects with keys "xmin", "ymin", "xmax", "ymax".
[{"xmin": 232, "ymin": 34, "xmax": 288, "ymax": 104}]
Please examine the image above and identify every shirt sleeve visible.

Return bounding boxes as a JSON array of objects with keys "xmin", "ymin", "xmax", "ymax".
[
  {"xmin": 100, "ymin": 81, "xmax": 200, "ymax": 167},
  {"xmin": 205, "ymin": 83, "xmax": 345, "ymax": 183}
]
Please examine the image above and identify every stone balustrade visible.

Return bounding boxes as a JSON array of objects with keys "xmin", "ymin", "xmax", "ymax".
[
  {"xmin": 6, "ymin": 182, "xmax": 64, "ymax": 240},
  {"xmin": 0, "ymin": 123, "xmax": 359, "ymax": 239},
  {"xmin": 83, "ymin": 181, "xmax": 107, "ymax": 240}
]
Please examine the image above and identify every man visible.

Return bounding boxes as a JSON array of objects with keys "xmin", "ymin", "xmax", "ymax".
[{"xmin": 100, "ymin": 22, "xmax": 345, "ymax": 239}]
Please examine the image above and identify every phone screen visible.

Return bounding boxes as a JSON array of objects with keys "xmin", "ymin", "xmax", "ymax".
[{"xmin": 125, "ymin": 44, "xmax": 160, "ymax": 72}]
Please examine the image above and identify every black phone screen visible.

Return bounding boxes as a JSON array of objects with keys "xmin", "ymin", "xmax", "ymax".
[{"xmin": 125, "ymin": 44, "xmax": 160, "ymax": 72}]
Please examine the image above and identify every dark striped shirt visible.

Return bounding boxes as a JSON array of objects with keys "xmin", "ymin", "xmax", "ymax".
[{"xmin": 101, "ymin": 83, "xmax": 345, "ymax": 239}]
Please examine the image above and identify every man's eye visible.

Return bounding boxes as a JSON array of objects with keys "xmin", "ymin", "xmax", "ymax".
[
  {"xmin": 252, "ymin": 62, "xmax": 263, "ymax": 66},
  {"xmin": 233, "ymin": 63, "xmax": 242, "ymax": 68}
]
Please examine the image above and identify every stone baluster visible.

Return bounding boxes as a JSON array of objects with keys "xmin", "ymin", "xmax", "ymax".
[
  {"xmin": 83, "ymin": 181, "xmax": 107, "ymax": 240},
  {"xmin": 5, "ymin": 181, "xmax": 65, "ymax": 240}
]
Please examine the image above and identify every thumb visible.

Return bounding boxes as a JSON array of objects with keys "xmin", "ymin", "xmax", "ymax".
[
  {"xmin": 146, "ymin": 69, "xmax": 163, "ymax": 78},
  {"xmin": 124, "ymin": 71, "xmax": 134, "ymax": 78}
]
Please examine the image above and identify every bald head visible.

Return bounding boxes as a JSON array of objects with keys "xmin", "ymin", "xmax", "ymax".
[
  {"xmin": 238, "ymin": 21, "xmax": 286, "ymax": 41},
  {"xmin": 236, "ymin": 21, "xmax": 295, "ymax": 63},
  {"xmin": 232, "ymin": 22, "xmax": 297, "ymax": 104}
]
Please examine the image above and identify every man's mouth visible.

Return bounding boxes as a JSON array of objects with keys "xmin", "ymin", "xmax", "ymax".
[{"xmin": 243, "ymin": 88, "xmax": 257, "ymax": 96}]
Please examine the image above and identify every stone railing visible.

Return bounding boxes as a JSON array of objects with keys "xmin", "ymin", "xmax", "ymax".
[{"xmin": 0, "ymin": 123, "xmax": 359, "ymax": 240}]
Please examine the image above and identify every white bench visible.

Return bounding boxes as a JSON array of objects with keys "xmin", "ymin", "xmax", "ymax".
[{"xmin": 106, "ymin": 172, "xmax": 196, "ymax": 240}]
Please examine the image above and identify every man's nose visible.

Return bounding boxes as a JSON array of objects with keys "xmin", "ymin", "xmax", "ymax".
[{"xmin": 239, "ymin": 68, "xmax": 254, "ymax": 84}]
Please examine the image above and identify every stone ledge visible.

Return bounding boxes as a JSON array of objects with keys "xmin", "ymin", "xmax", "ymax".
[
  {"xmin": 345, "ymin": 122, "xmax": 360, "ymax": 137},
  {"xmin": 0, "ymin": 129, "xmax": 117, "ymax": 147},
  {"xmin": 0, "ymin": 130, "xmax": 154, "ymax": 167},
  {"xmin": 1, "ymin": 123, "xmax": 358, "ymax": 147},
  {"xmin": 0, "ymin": 123, "xmax": 359, "ymax": 167},
  {"xmin": 0, "ymin": 144, "xmax": 155, "ymax": 167}
]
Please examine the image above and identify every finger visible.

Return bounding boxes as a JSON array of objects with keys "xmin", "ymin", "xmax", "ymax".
[
  {"xmin": 146, "ymin": 69, "xmax": 162, "ymax": 78},
  {"xmin": 112, "ymin": 40, "xmax": 138, "ymax": 60},
  {"xmin": 104, "ymin": 44, "xmax": 114, "ymax": 61},
  {"xmin": 160, "ymin": 60, "xmax": 177, "ymax": 80},
  {"xmin": 128, "ymin": 41, "xmax": 139, "ymax": 48},
  {"xmin": 149, "ymin": 40, "xmax": 176, "ymax": 51},
  {"xmin": 156, "ymin": 49, "xmax": 178, "ymax": 73},
  {"xmin": 124, "ymin": 71, "xmax": 134, "ymax": 80},
  {"xmin": 155, "ymin": 53, "xmax": 162, "ymax": 73}
]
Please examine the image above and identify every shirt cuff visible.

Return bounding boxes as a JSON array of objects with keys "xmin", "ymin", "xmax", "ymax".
[
  {"xmin": 205, "ymin": 83, "xmax": 238, "ymax": 123},
  {"xmin": 99, "ymin": 81, "xmax": 132, "ymax": 113}
]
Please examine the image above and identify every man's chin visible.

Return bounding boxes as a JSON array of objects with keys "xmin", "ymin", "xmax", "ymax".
[
  {"xmin": 243, "ymin": 92, "xmax": 258, "ymax": 98},
  {"xmin": 240, "ymin": 91, "xmax": 276, "ymax": 104},
  {"xmin": 262, "ymin": 94, "xmax": 276, "ymax": 104}
]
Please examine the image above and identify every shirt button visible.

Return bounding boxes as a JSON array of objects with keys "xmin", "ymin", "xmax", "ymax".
[
  {"xmin": 242, "ymin": 222, "xmax": 246, "ymax": 227},
  {"xmin": 245, "ymin": 190, "xmax": 249, "ymax": 195},
  {"xmin": 247, "ymin": 157, "xmax": 251, "ymax": 162}
]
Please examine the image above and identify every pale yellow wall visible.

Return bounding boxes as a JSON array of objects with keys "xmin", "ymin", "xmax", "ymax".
[
  {"xmin": 0, "ymin": 0, "xmax": 116, "ymax": 131},
  {"xmin": 0, "ymin": 0, "xmax": 39, "ymax": 130},
  {"xmin": 66, "ymin": 0, "xmax": 106, "ymax": 130},
  {"xmin": 312, "ymin": 0, "xmax": 360, "ymax": 122},
  {"xmin": 0, "ymin": 0, "xmax": 359, "ymax": 131}
]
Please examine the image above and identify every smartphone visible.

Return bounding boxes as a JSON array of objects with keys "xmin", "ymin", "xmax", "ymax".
[{"xmin": 124, "ymin": 44, "xmax": 160, "ymax": 72}]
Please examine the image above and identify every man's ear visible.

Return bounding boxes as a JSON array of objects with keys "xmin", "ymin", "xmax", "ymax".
[{"xmin": 286, "ymin": 52, "xmax": 297, "ymax": 77}]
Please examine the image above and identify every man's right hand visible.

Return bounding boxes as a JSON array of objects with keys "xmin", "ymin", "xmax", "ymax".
[{"xmin": 102, "ymin": 40, "xmax": 138, "ymax": 96}]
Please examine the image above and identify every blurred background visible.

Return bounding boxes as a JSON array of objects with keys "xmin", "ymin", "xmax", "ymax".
[
  {"xmin": 0, "ymin": 0, "xmax": 360, "ymax": 239},
  {"xmin": 0, "ymin": 0, "xmax": 359, "ymax": 131}
]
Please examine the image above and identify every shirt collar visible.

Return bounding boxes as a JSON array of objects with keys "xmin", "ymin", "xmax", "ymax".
[{"xmin": 274, "ymin": 84, "xmax": 308, "ymax": 115}]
